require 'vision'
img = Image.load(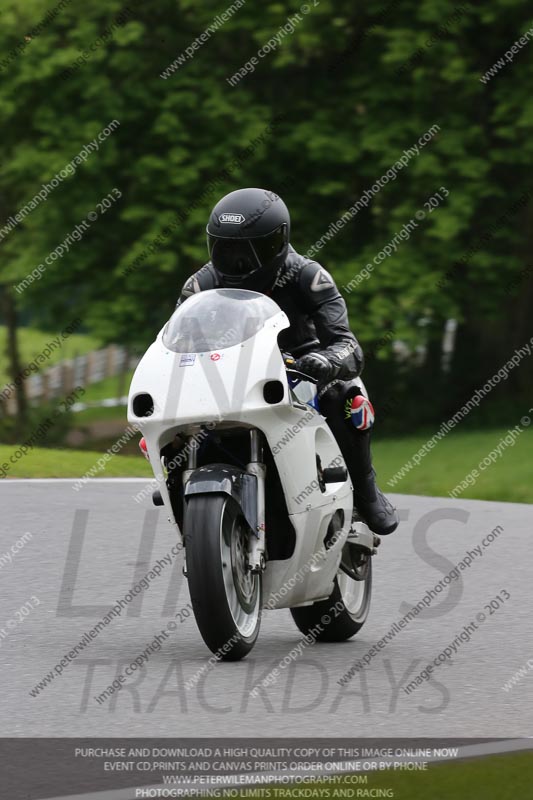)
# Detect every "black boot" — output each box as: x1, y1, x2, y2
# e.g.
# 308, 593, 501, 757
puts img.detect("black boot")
352, 467, 399, 535
319, 381, 399, 536
347, 428, 399, 535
